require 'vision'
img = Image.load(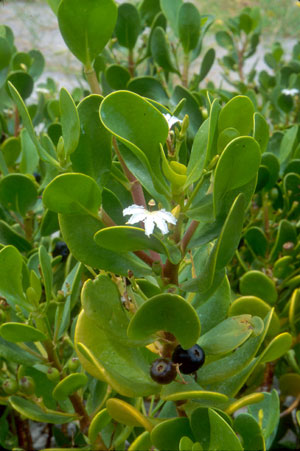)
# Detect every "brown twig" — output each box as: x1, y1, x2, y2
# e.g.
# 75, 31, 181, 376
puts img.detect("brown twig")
280, 395, 300, 418
181, 220, 199, 254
